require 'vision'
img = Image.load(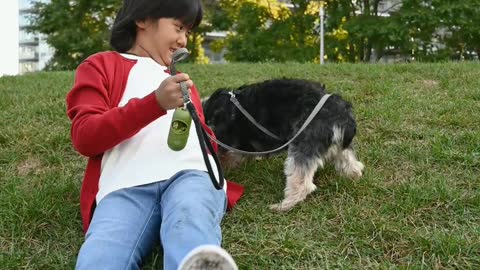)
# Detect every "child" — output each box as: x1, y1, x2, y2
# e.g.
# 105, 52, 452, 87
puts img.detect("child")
66, 0, 243, 269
